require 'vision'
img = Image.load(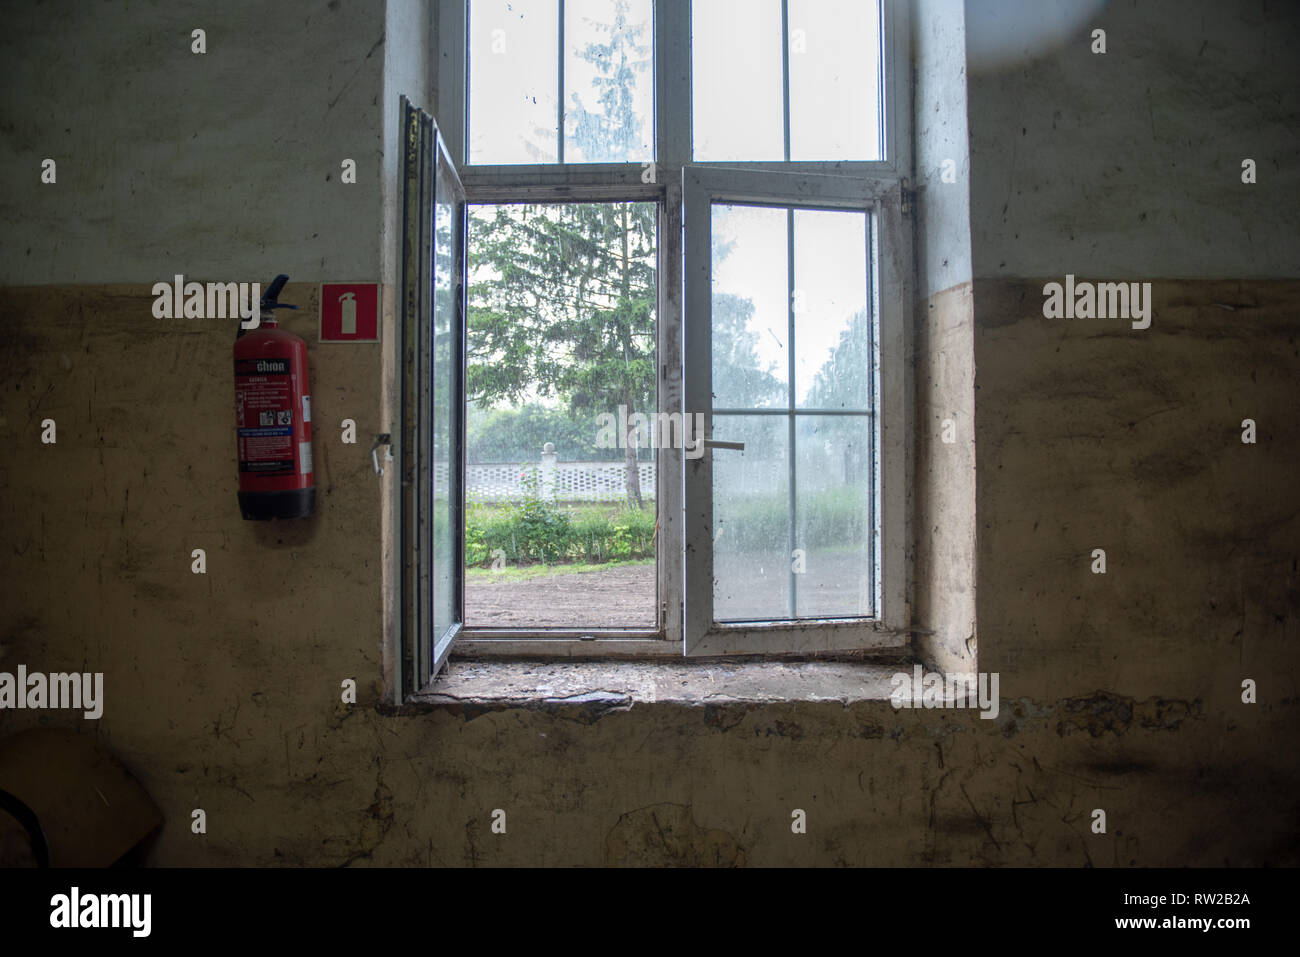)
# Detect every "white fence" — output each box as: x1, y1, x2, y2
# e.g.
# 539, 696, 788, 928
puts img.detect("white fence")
440, 459, 656, 503
445, 442, 856, 504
